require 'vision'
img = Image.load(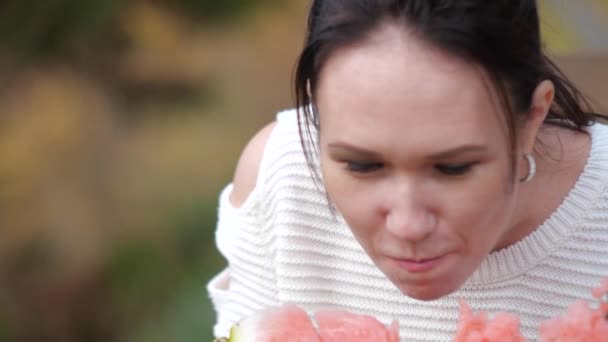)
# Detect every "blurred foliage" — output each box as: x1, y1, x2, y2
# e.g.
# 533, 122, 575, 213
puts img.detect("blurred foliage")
0, 317, 9, 341
0, 0, 306, 341
0, 0, 122, 57
0, 0, 276, 59
167, 0, 277, 21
